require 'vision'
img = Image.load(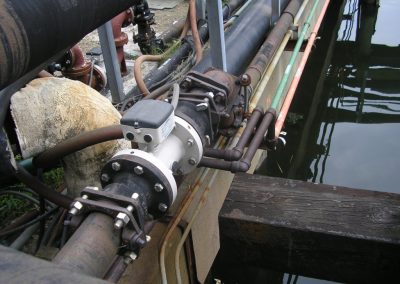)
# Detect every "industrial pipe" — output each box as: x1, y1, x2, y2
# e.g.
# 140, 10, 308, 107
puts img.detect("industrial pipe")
203, 107, 263, 161
53, 213, 120, 277
33, 125, 124, 169
245, 0, 302, 90
0, 0, 140, 90
15, 164, 72, 209
193, 0, 288, 76
199, 109, 276, 172
126, 0, 247, 98
111, 10, 133, 76
275, 0, 331, 135
270, 0, 321, 110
